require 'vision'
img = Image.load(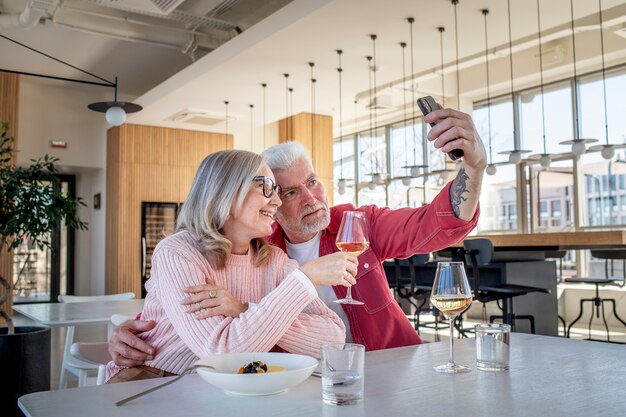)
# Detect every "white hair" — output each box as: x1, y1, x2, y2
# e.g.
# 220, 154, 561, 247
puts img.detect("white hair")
176, 149, 271, 267
261, 141, 313, 171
